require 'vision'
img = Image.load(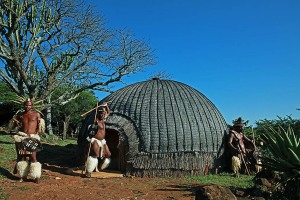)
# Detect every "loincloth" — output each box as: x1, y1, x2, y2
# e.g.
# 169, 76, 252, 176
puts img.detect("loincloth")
90, 138, 106, 158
